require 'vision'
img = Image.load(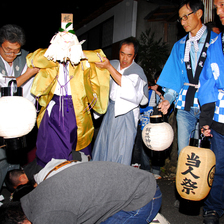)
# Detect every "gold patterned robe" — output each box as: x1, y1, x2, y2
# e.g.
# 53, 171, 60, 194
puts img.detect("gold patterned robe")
26, 48, 110, 151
